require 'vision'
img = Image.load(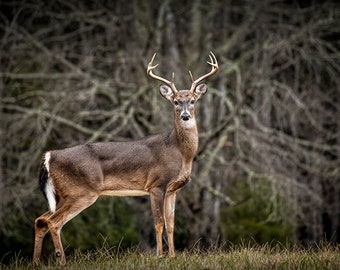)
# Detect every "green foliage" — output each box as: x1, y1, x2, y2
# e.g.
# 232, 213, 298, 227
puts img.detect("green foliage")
220, 179, 293, 245
0, 189, 44, 263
